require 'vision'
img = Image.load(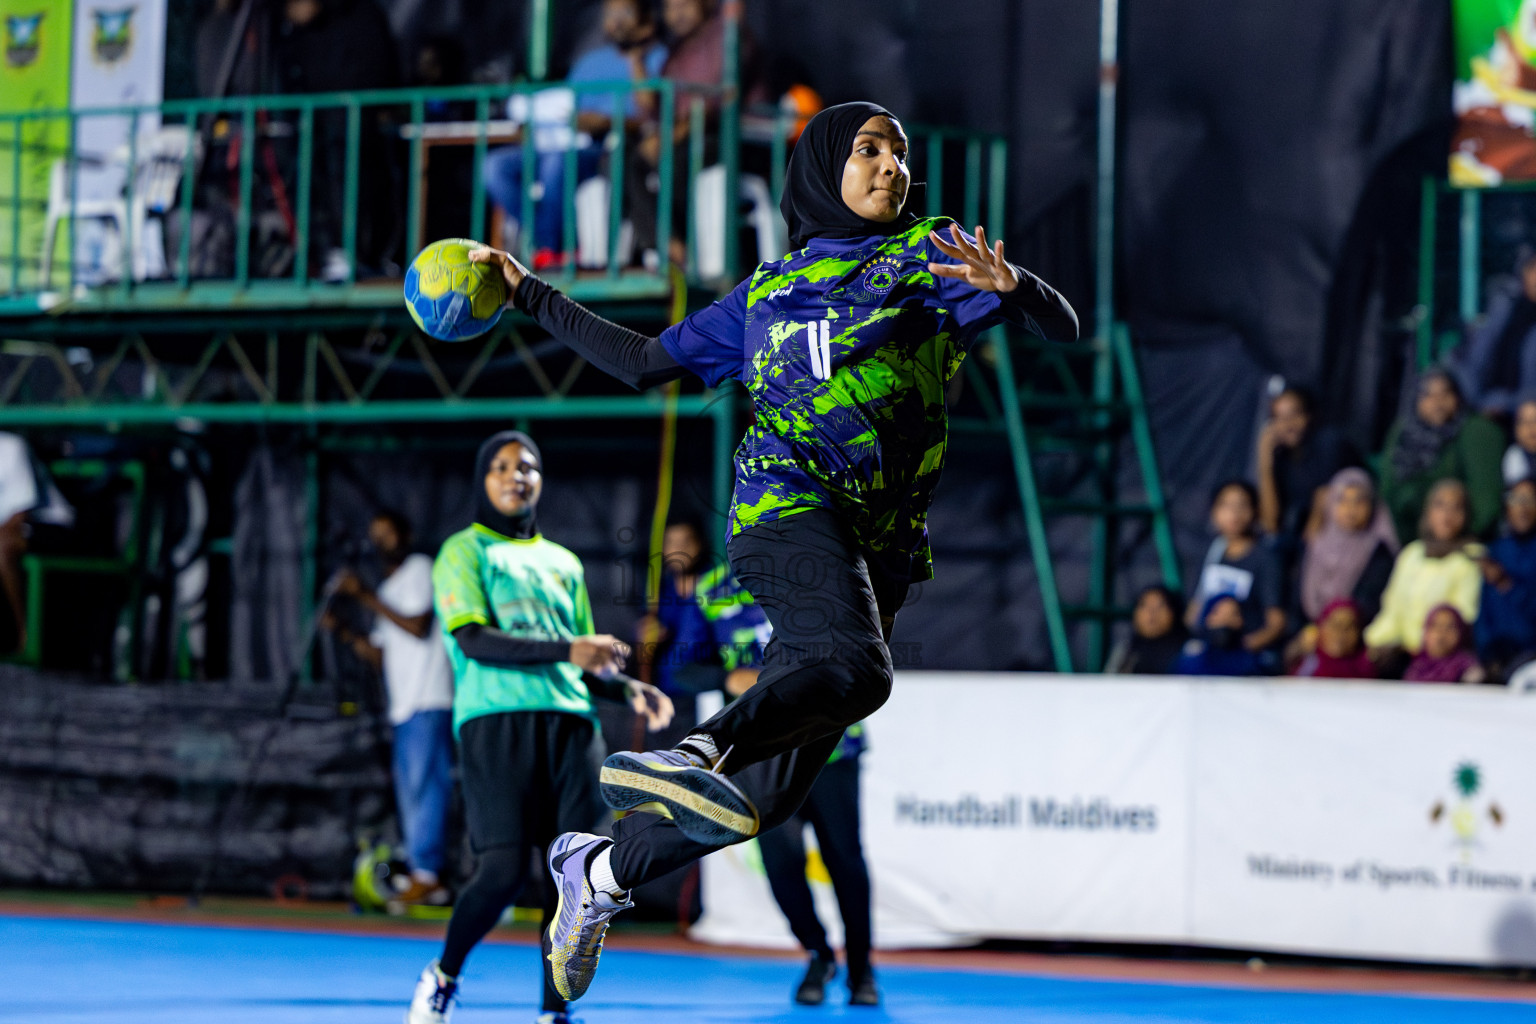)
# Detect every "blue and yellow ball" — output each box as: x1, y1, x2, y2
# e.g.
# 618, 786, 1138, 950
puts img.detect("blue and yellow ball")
403, 238, 508, 341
